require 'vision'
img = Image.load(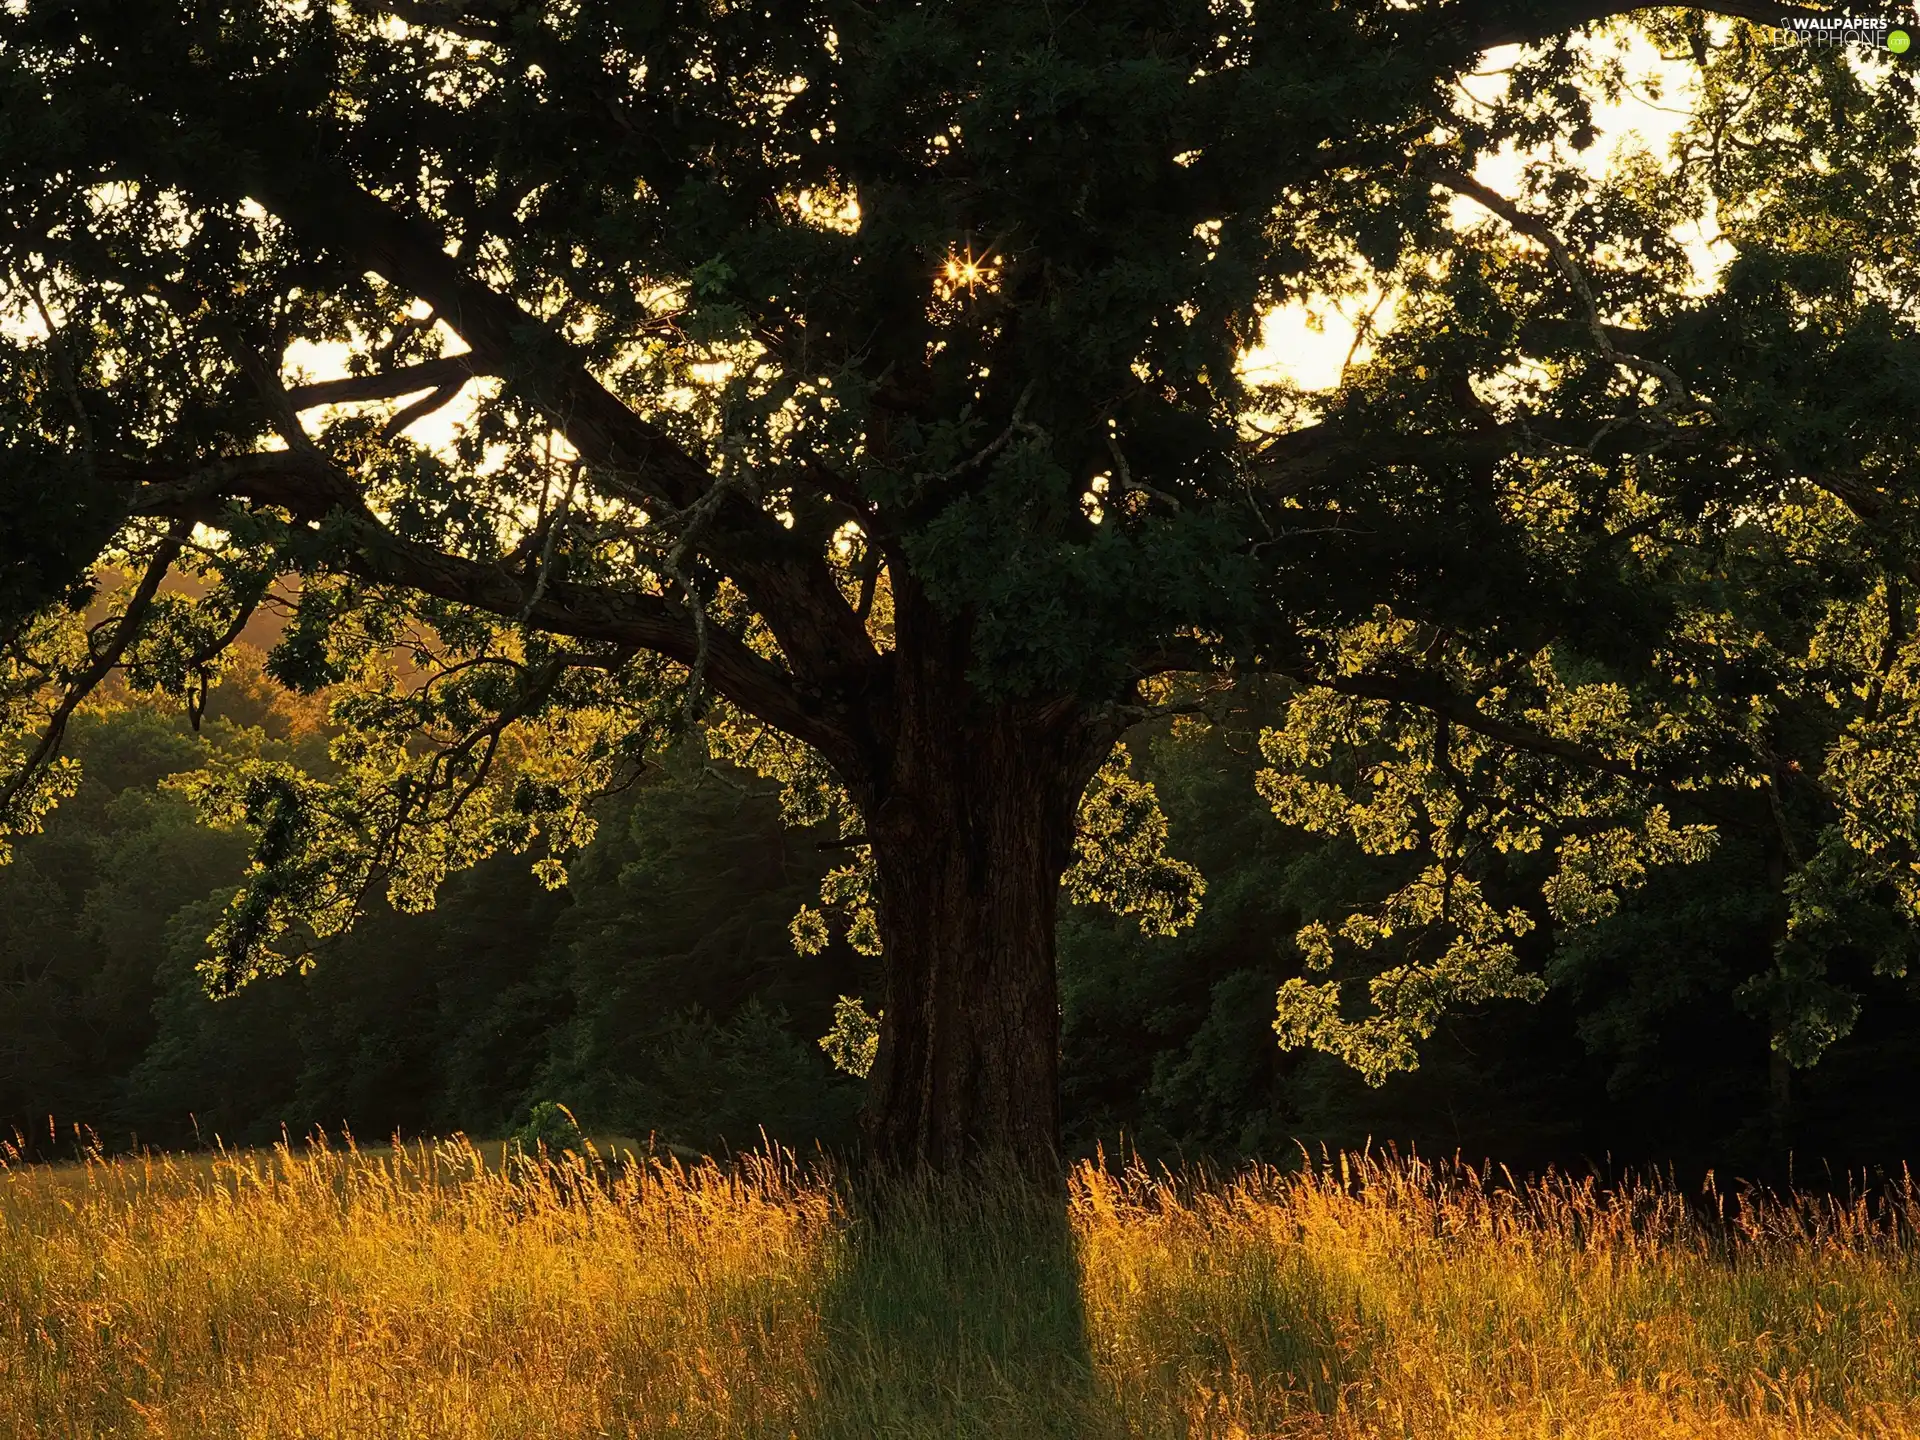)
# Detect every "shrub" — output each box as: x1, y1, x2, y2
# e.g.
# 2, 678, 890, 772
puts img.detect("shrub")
508, 1100, 584, 1158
